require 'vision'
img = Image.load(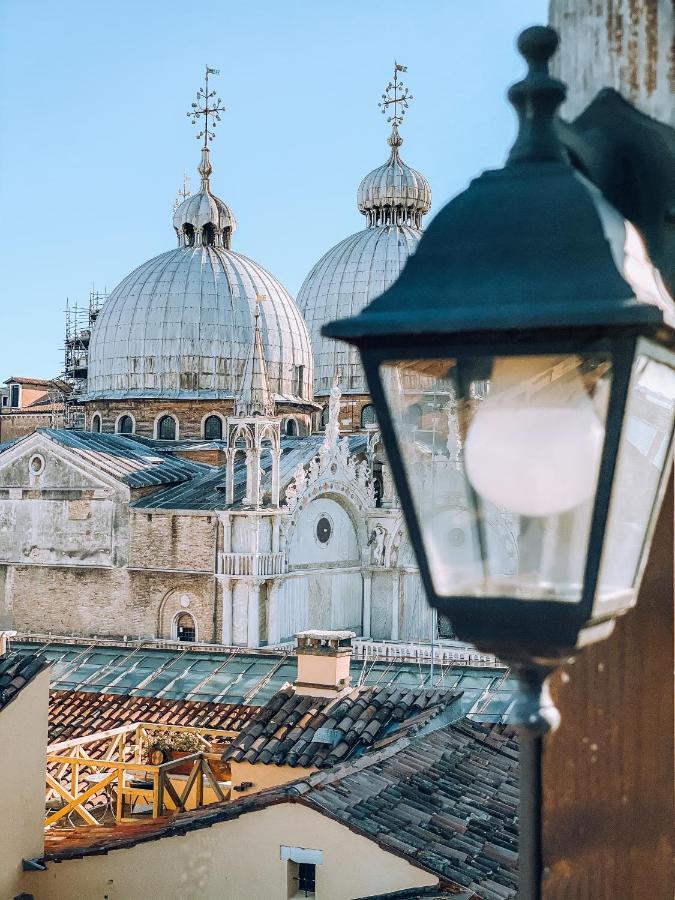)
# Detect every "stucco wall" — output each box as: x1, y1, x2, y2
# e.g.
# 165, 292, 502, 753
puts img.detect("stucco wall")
0, 443, 128, 568
0, 666, 49, 900
549, 0, 674, 121
229, 760, 317, 794
22, 802, 438, 900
